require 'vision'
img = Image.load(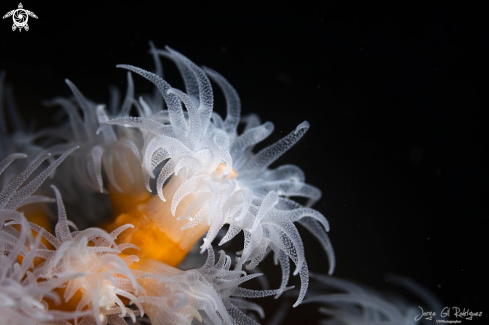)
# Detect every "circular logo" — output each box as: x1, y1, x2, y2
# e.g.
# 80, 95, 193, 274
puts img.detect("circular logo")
13, 10, 28, 27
